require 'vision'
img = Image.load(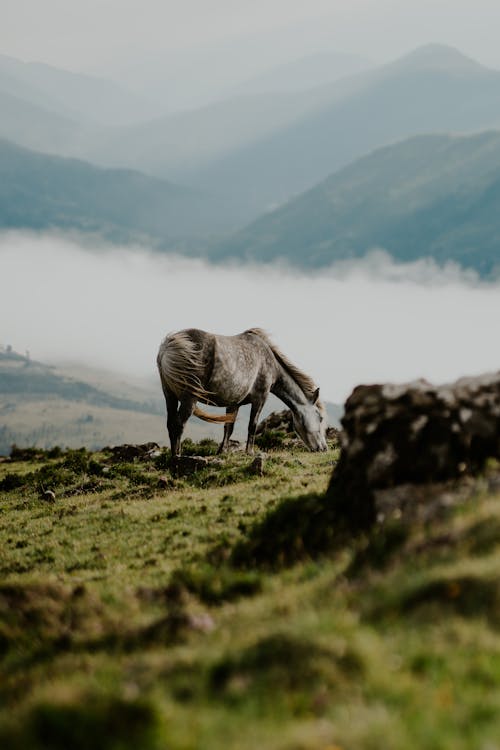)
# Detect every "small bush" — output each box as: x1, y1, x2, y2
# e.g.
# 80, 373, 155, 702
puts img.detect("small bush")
465, 517, 500, 555
170, 564, 261, 604
347, 520, 410, 576
255, 429, 288, 451
9, 445, 45, 462
0, 696, 162, 750
231, 493, 342, 569
153, 449, 171, 471
108, 463, 156, 487
61, 449, 90, 473
0, 472, 27, 491
180, 438, 219, 457
47, 446, 63, 459
208, 633, 362, 703
367, 575, 500, 625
